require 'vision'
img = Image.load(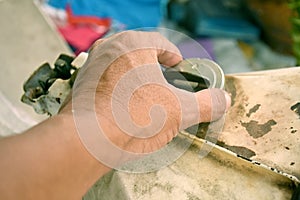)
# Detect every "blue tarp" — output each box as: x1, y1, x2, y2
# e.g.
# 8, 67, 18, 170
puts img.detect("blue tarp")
47, 0, 166, 29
